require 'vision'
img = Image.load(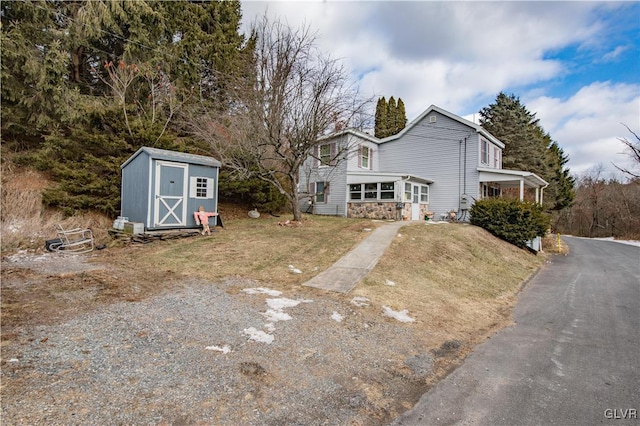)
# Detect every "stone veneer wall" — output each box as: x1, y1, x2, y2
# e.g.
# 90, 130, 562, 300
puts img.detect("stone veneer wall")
347, 202, 401, 220
347, 202, 433, 220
